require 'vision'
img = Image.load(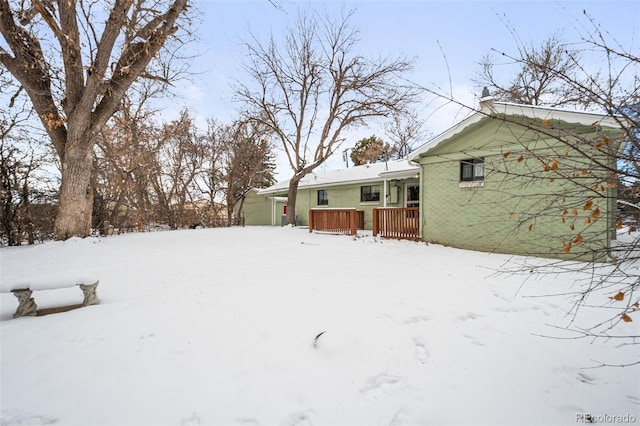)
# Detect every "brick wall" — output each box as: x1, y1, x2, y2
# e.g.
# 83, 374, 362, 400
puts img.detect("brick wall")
420, 134, 616, 261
